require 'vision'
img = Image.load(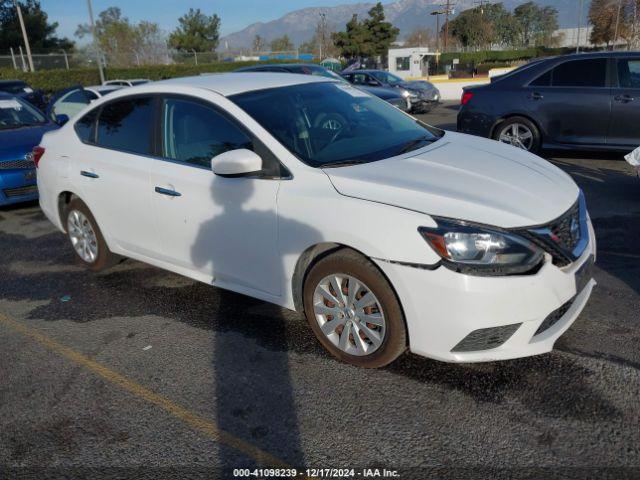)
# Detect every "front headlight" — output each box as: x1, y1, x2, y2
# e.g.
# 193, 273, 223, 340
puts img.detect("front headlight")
401, 89, 418, 99
419, 218, 544, 275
